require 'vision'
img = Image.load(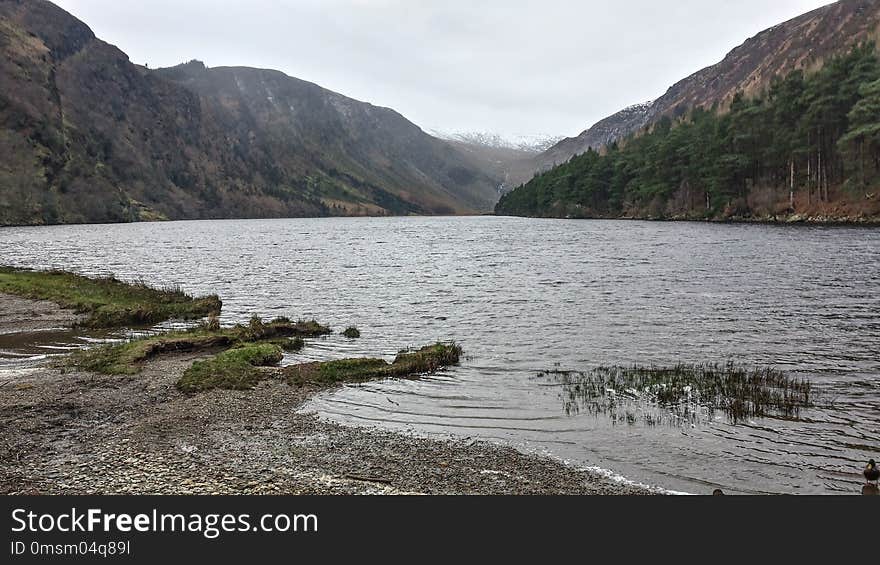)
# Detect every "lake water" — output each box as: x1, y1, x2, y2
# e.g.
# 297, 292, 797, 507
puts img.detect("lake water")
1, 217, 878, 494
